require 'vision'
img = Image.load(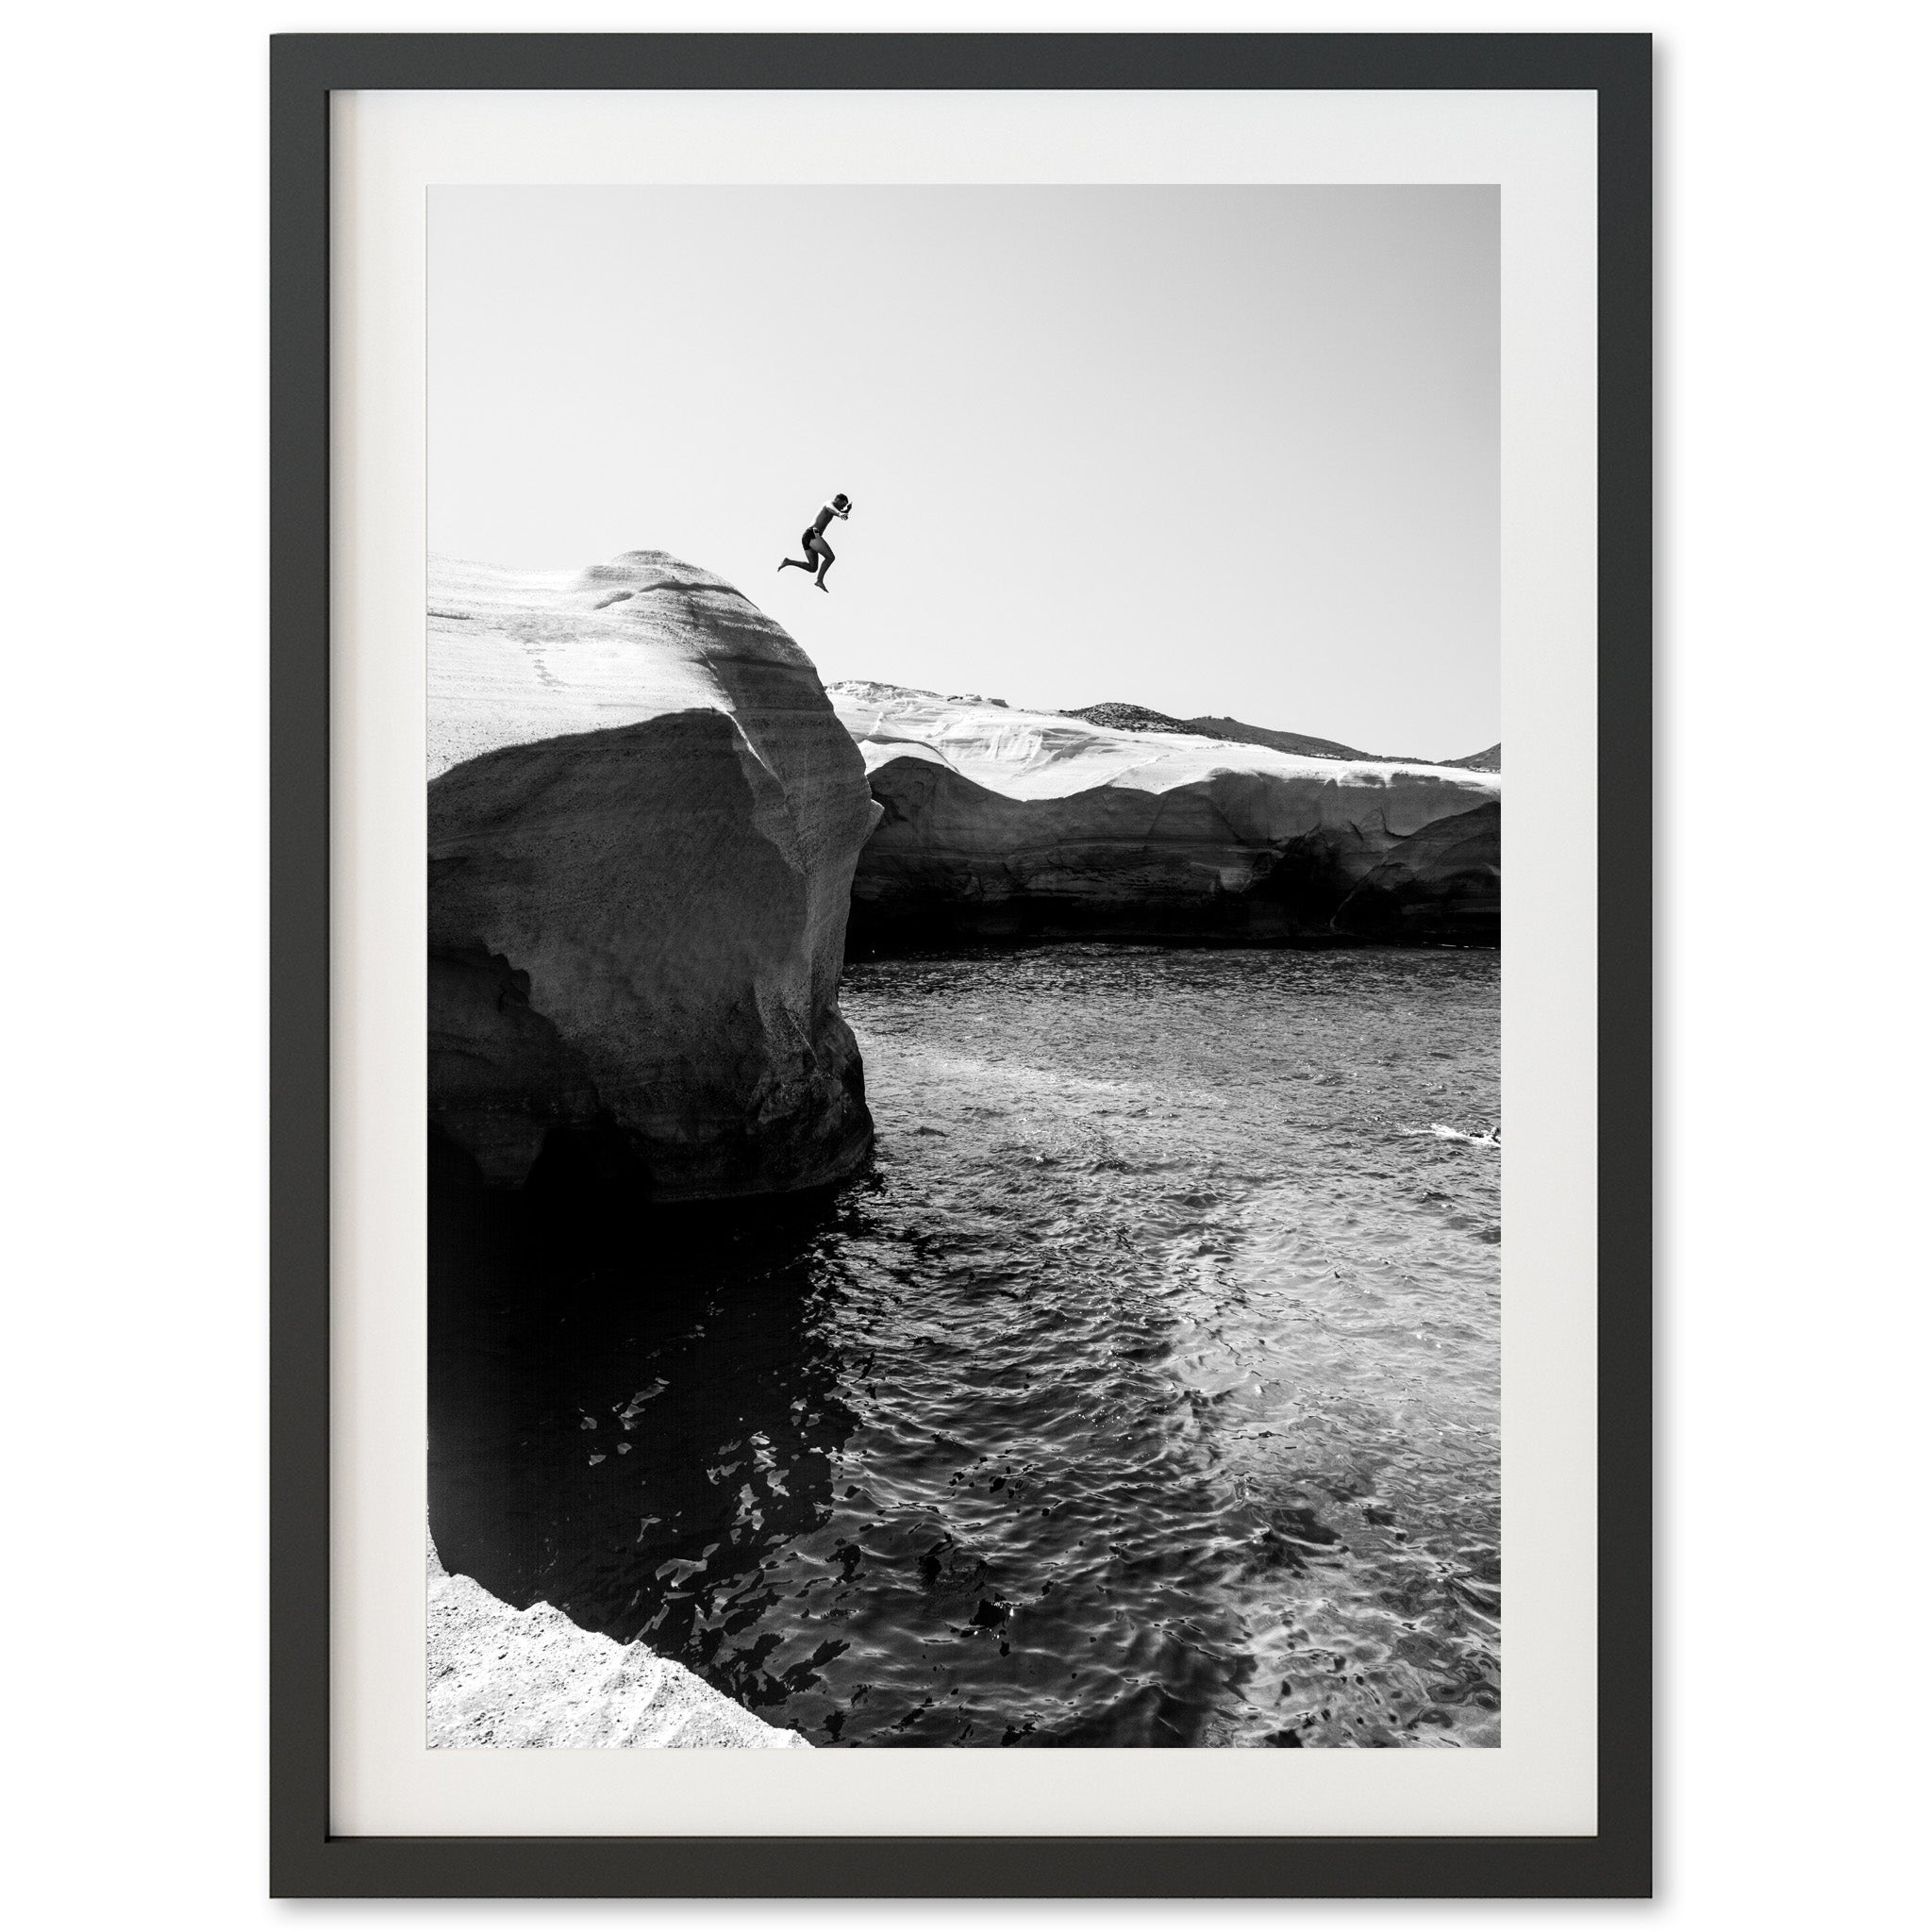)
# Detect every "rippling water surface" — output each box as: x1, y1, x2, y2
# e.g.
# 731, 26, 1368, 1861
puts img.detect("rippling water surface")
431, 946, 1501, 1747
